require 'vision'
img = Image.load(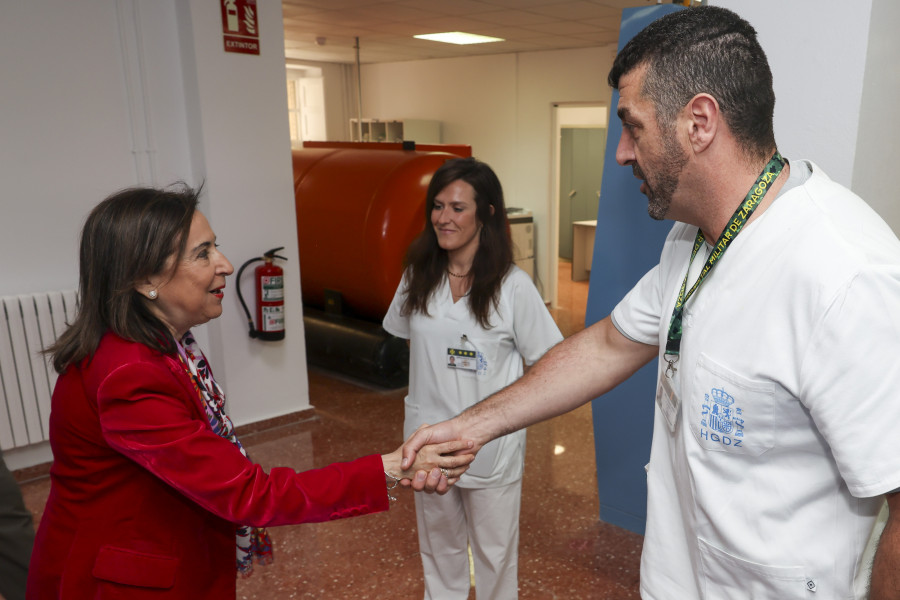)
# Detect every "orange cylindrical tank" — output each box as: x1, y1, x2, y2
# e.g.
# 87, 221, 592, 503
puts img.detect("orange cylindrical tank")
293, 142, 472, 321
